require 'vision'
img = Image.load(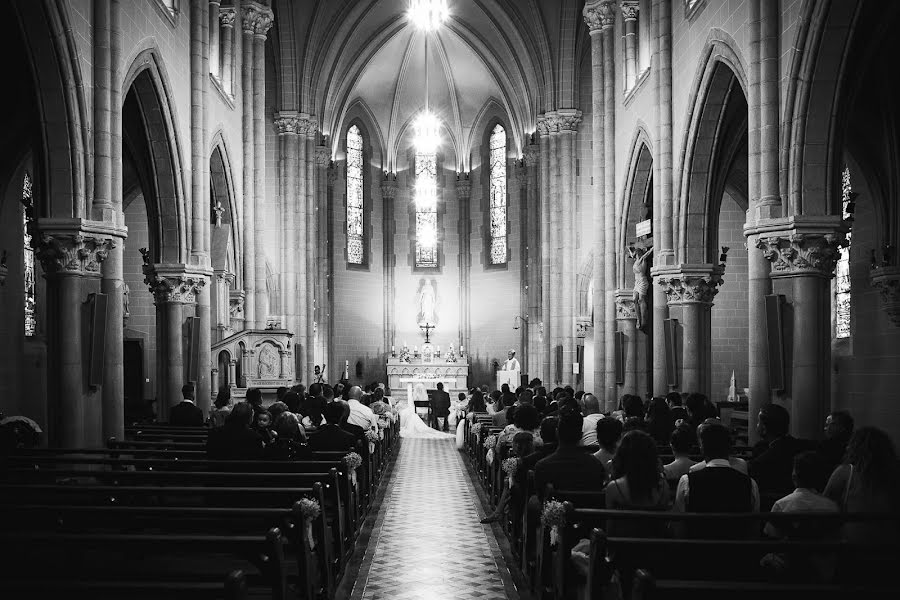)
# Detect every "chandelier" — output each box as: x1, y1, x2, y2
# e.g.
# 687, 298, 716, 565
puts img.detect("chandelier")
408, 0, 449, 32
